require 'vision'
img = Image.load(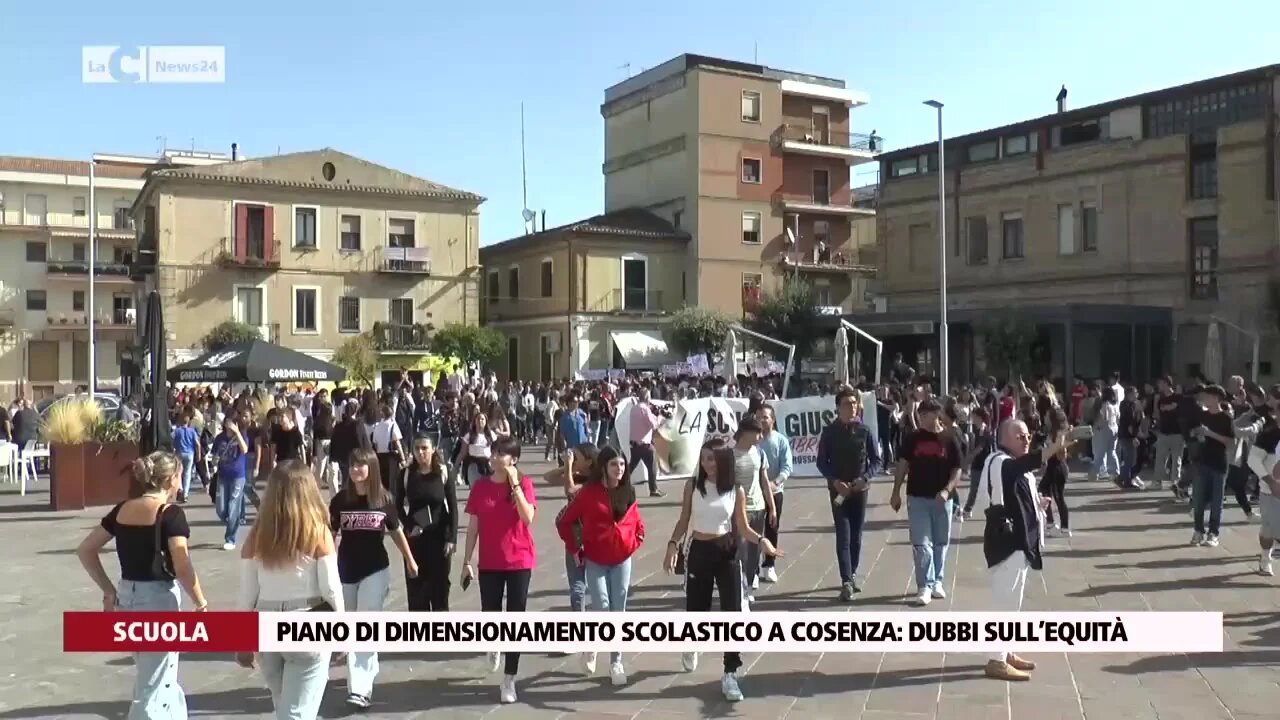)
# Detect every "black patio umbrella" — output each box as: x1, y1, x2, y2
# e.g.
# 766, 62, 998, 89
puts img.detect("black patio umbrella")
142, 291, 172, 454
167, 340, 347, 385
